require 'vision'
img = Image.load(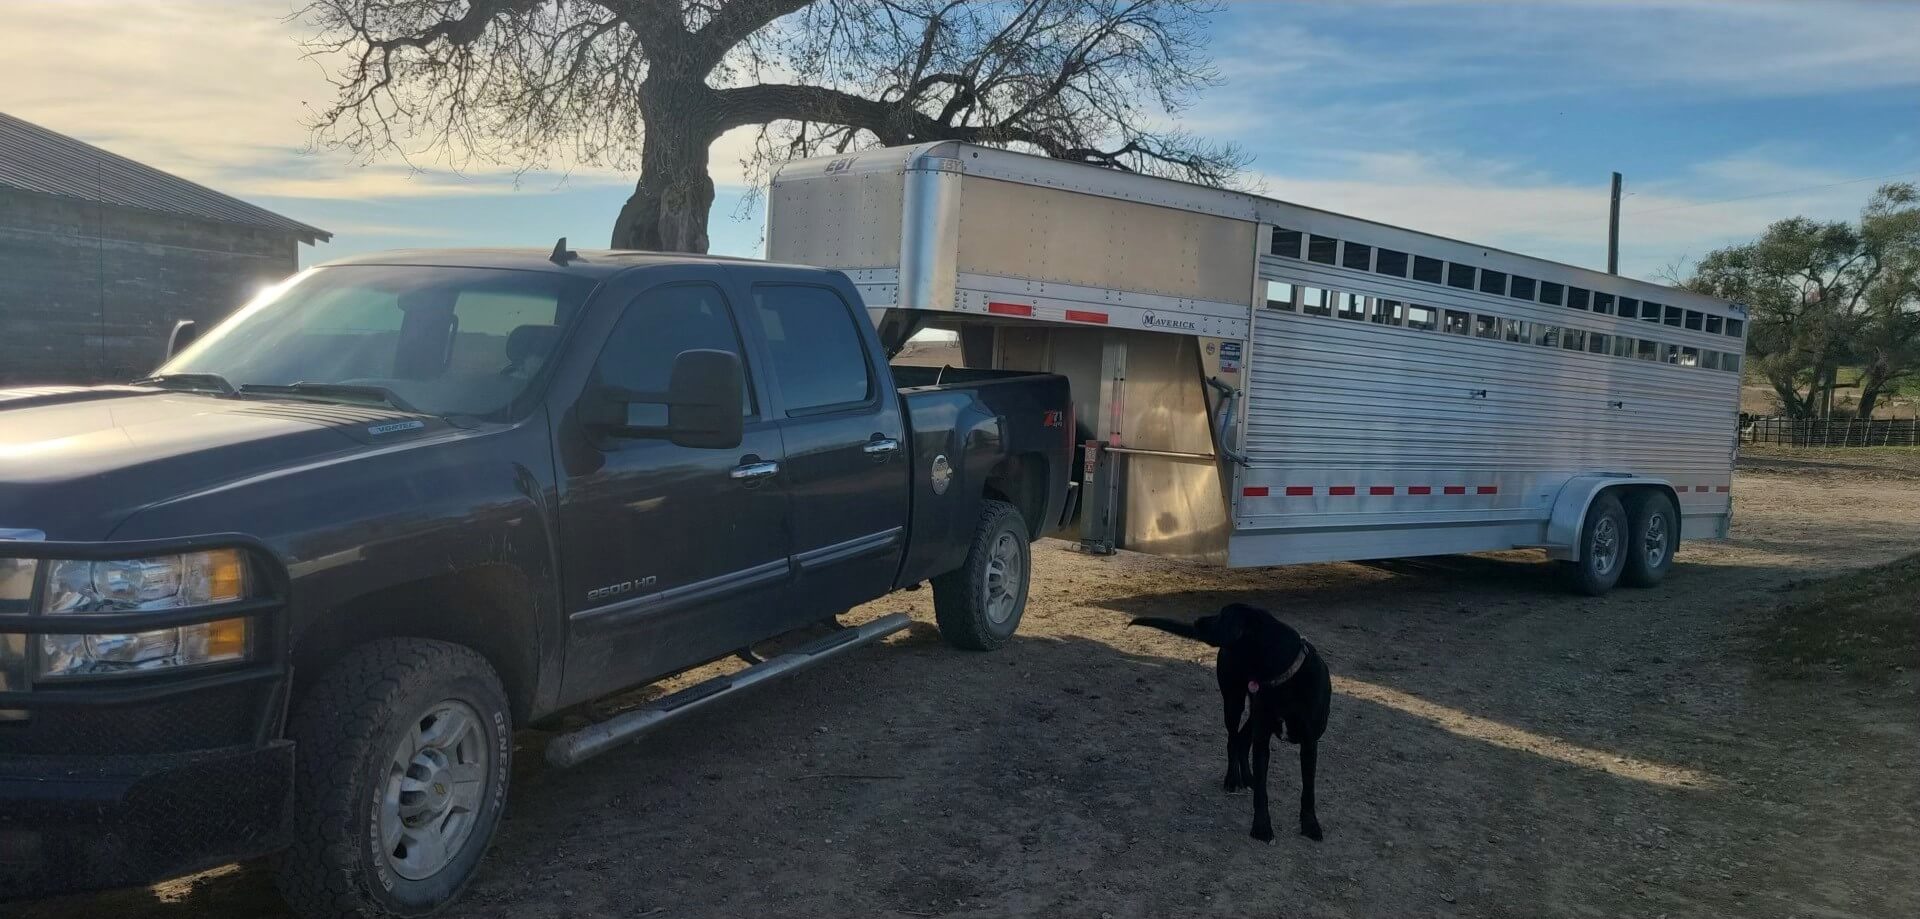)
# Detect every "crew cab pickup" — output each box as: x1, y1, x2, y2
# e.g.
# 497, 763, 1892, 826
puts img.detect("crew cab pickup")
0, 248, 1071, 917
